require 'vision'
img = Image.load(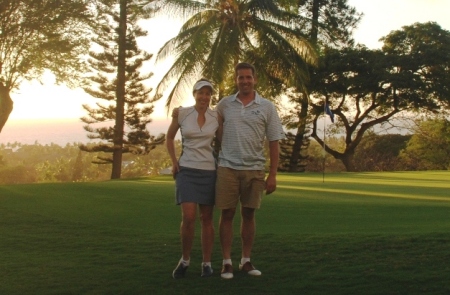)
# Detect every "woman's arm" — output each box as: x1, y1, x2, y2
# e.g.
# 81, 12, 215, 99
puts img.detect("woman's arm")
166, 109, 180, 179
